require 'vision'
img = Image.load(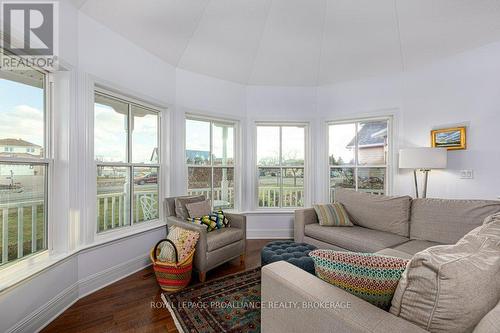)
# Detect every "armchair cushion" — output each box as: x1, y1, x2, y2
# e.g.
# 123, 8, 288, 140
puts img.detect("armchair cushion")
174, 195, 206, 219
207, 228, 244, 251
186, 200, 211, 218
